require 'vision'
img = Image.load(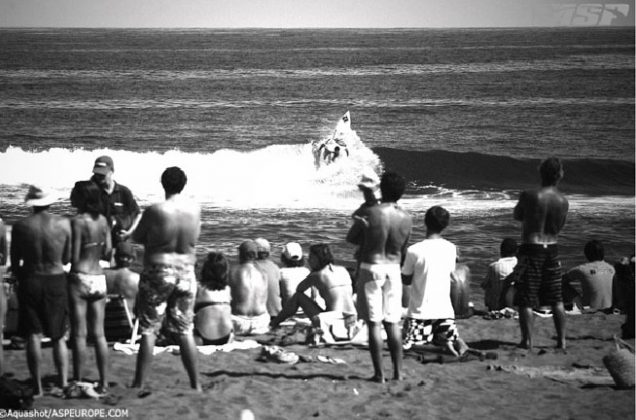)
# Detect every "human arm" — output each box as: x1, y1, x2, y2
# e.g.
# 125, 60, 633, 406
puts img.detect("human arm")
295, 272, 317, 294
9, 224, 21, 277
346, 215, 366, 245
401, 246, 415, 285
70, 218, 82, 268
513, 191, 526, 221
0, 221, 6, 266
103, 216, 113, 261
